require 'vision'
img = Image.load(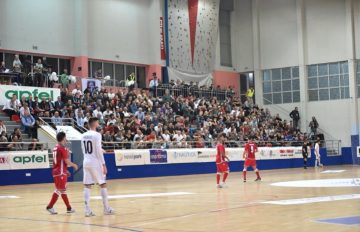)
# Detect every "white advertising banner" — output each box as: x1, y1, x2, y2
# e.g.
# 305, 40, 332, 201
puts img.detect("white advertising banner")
56, 126, 83, 140
0, 85, 60, 105
114, 147, 303, 166
167, 149, 199, 163
114, 150, 146, 166
81, 79, 102, 92
0, 151, 49, 170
